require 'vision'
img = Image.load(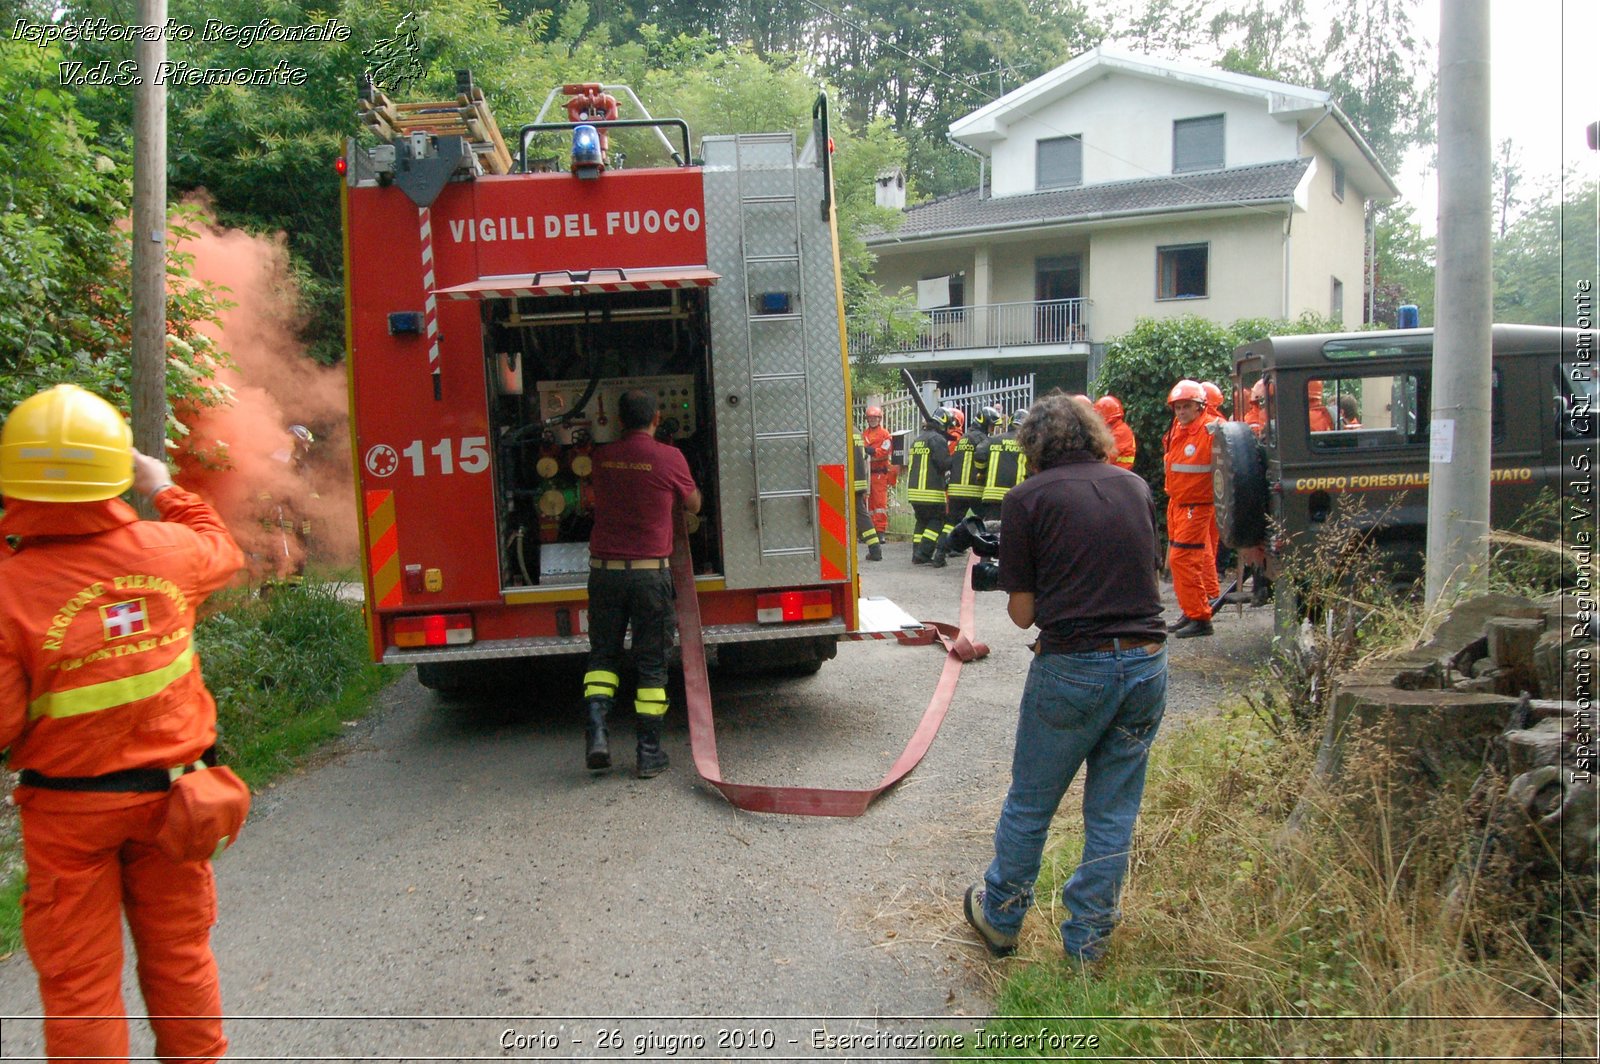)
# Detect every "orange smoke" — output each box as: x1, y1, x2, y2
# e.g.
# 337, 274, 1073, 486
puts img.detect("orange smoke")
170, 196, 357, 581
